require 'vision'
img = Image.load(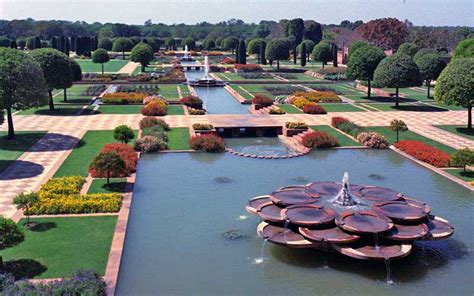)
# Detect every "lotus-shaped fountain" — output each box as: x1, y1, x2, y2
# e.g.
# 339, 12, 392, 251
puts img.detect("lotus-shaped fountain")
246, 173, 454, 261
